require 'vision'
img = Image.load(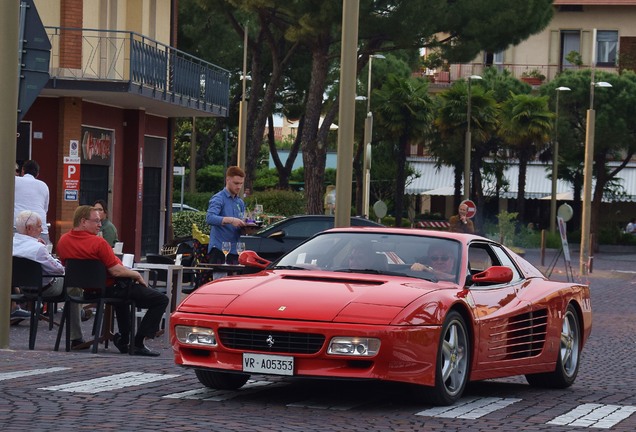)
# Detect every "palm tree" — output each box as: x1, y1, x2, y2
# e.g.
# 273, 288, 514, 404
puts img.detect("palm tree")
374, 74, 433, 226
500, 93, 554, 221
432, 81, 499, 223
